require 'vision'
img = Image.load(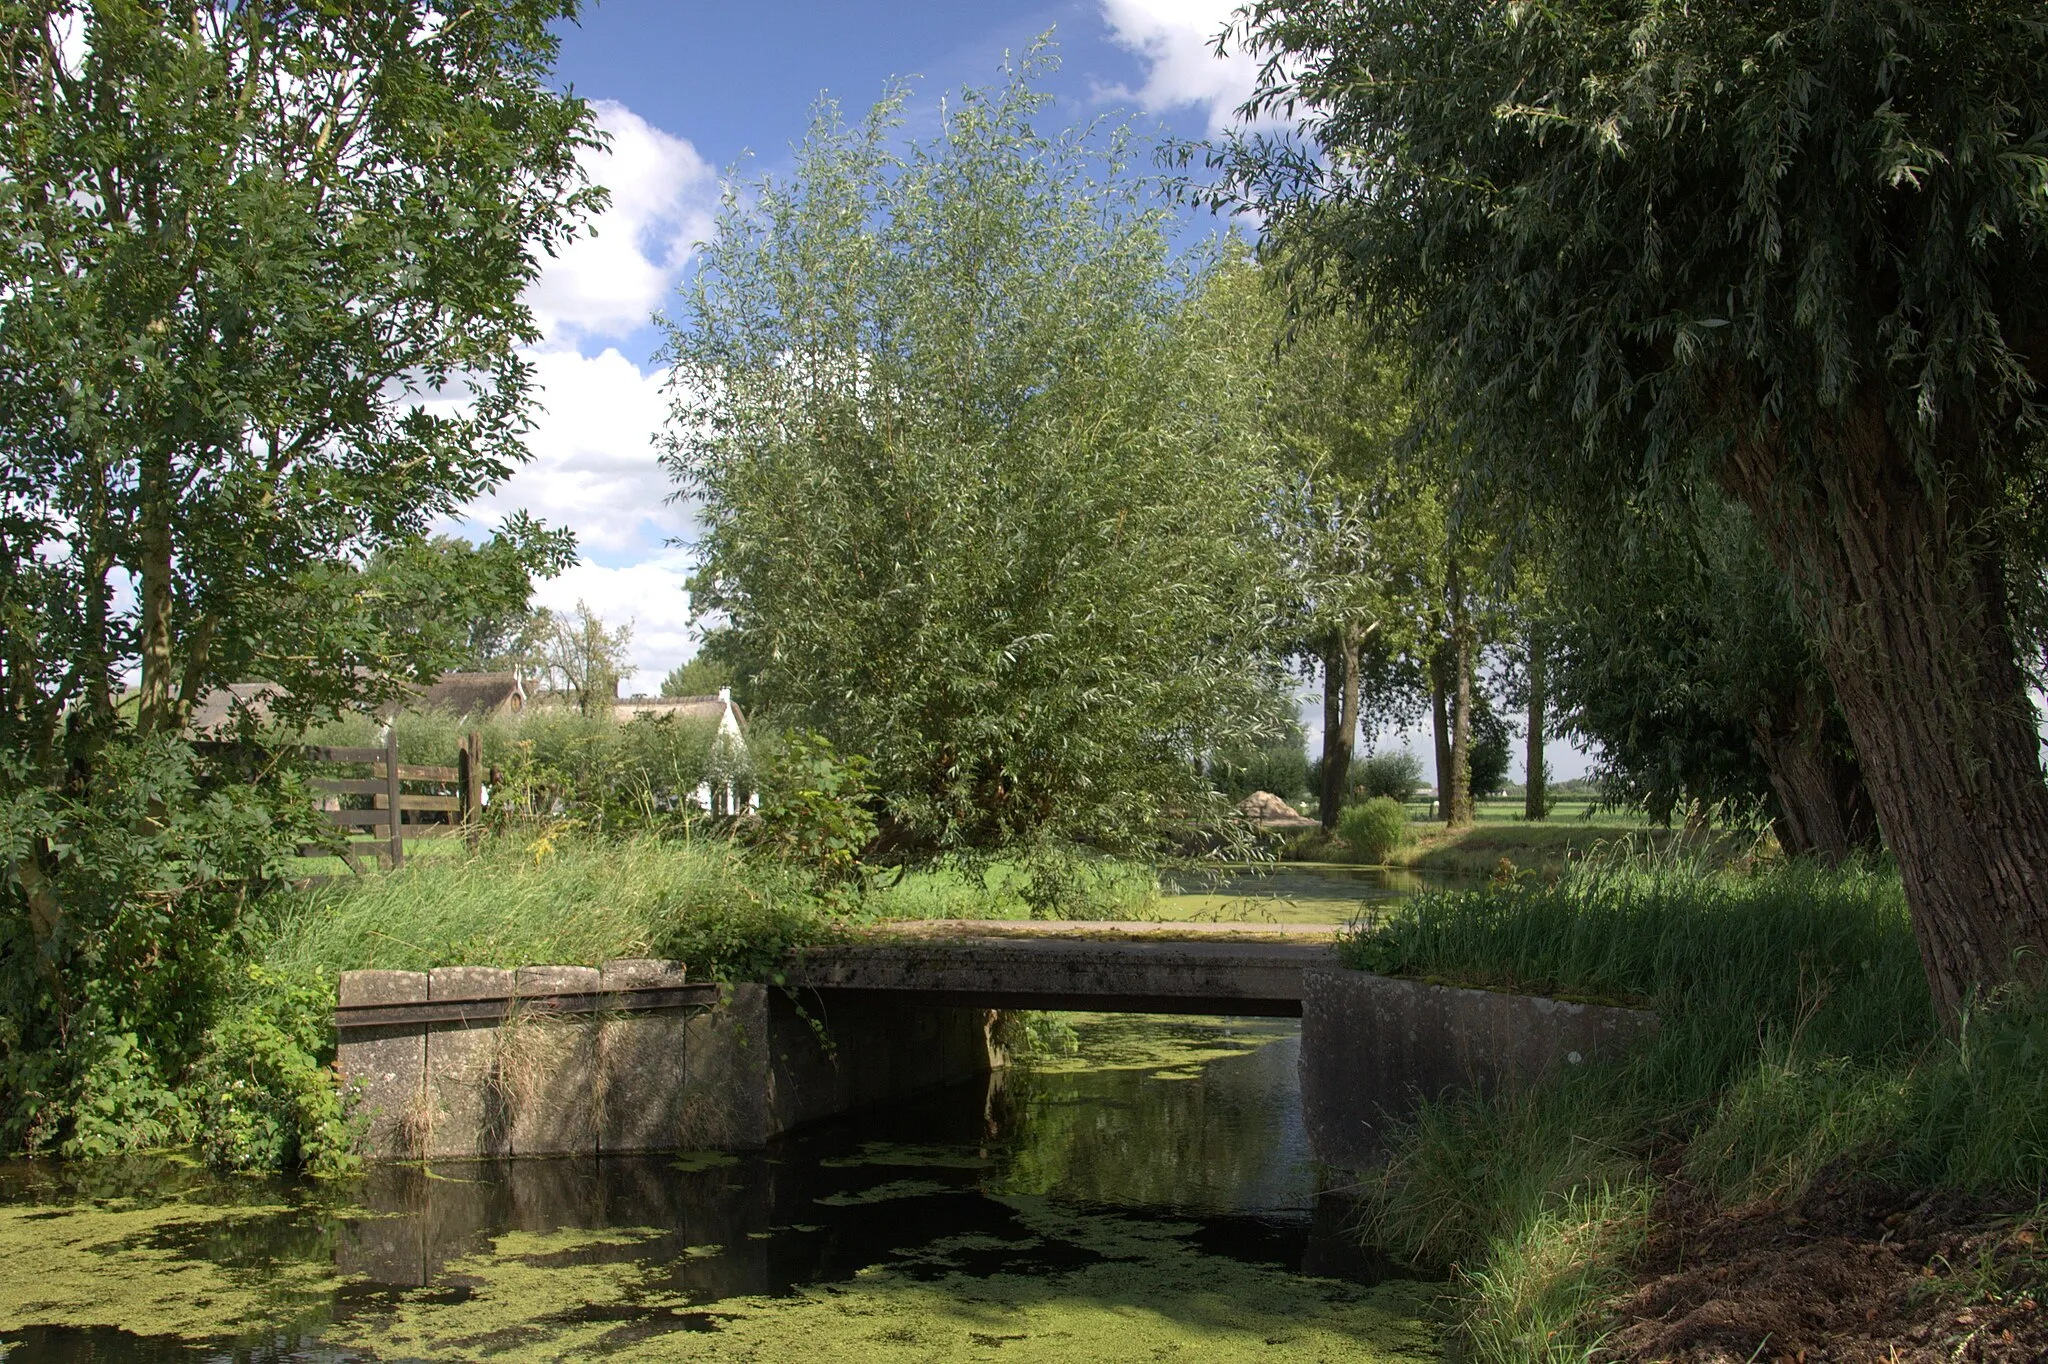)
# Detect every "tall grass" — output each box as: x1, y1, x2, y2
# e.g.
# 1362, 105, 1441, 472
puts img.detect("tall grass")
1339, 859, 2048, 1361
307, 706, 740, 833
259, 834, 828, 983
